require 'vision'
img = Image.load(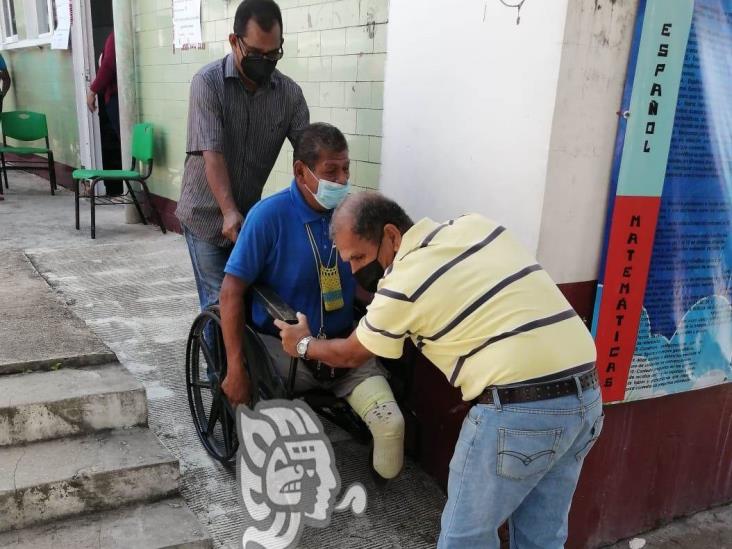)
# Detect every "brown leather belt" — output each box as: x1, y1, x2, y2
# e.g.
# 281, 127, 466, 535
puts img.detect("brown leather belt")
474, 366, 599, 406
